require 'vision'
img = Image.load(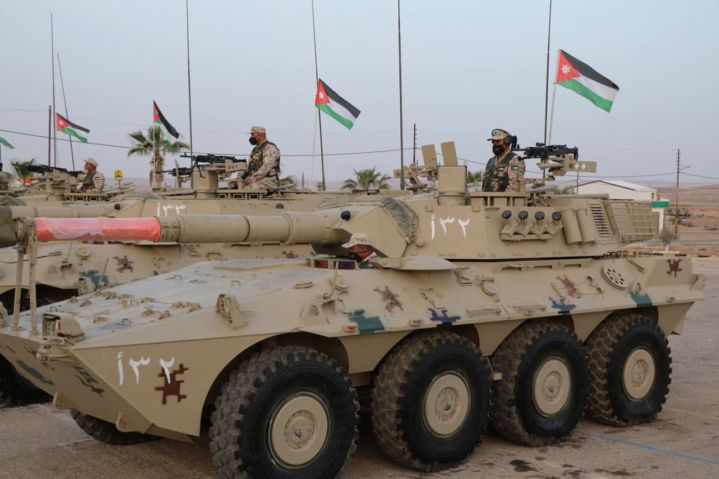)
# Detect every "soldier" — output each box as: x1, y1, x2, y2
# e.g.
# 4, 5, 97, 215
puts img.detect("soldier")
482, 128, 525, 193
75, 157, 105, 193
342, 233, 378, 269
243, 126, 280, 190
